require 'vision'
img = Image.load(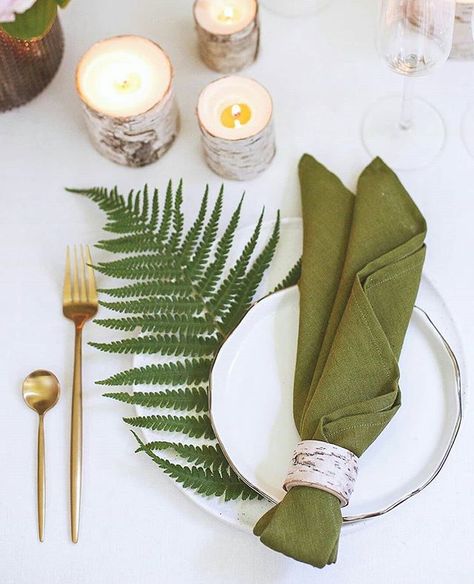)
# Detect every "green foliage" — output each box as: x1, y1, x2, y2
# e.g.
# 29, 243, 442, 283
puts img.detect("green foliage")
124, 414, 214, 439
73, 181, 300, 503
132, 433, 260, 502
0, 0, 69, 40
104, 387, 209, 413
